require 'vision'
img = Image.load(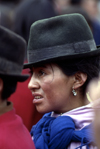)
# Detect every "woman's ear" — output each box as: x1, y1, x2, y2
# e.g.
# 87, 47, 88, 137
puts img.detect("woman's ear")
73, 72, 87, 89
0, 78, 3, 93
